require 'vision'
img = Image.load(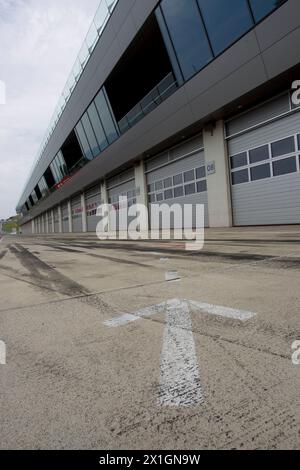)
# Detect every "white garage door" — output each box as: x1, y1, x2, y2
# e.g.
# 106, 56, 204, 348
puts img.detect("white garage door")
62, 202, 69, 233
85, 185, 101, 232
71, 195, 83, 233
107, 169, 137, 230
227, 93, 300, 226
146, 135, 209, 229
